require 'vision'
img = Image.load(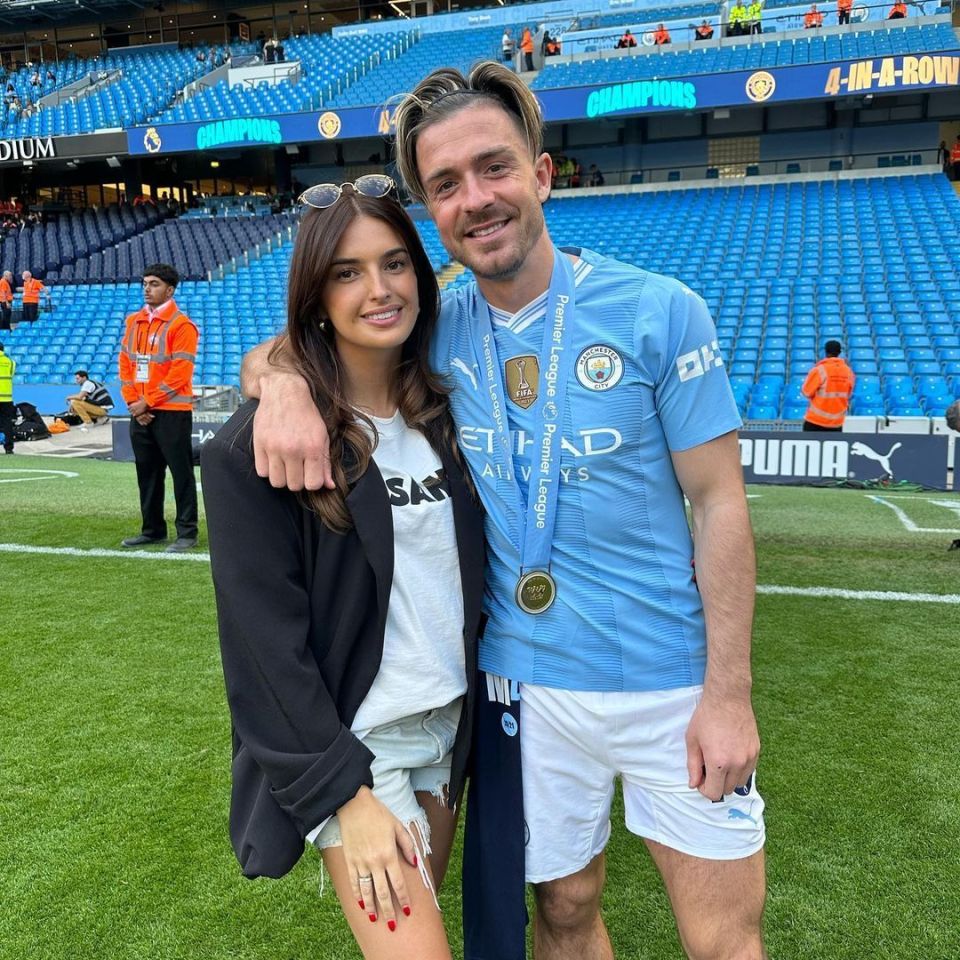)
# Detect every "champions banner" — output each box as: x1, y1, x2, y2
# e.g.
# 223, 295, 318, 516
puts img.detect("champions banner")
739, 431, 951, 490
125, 50, 959, 155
